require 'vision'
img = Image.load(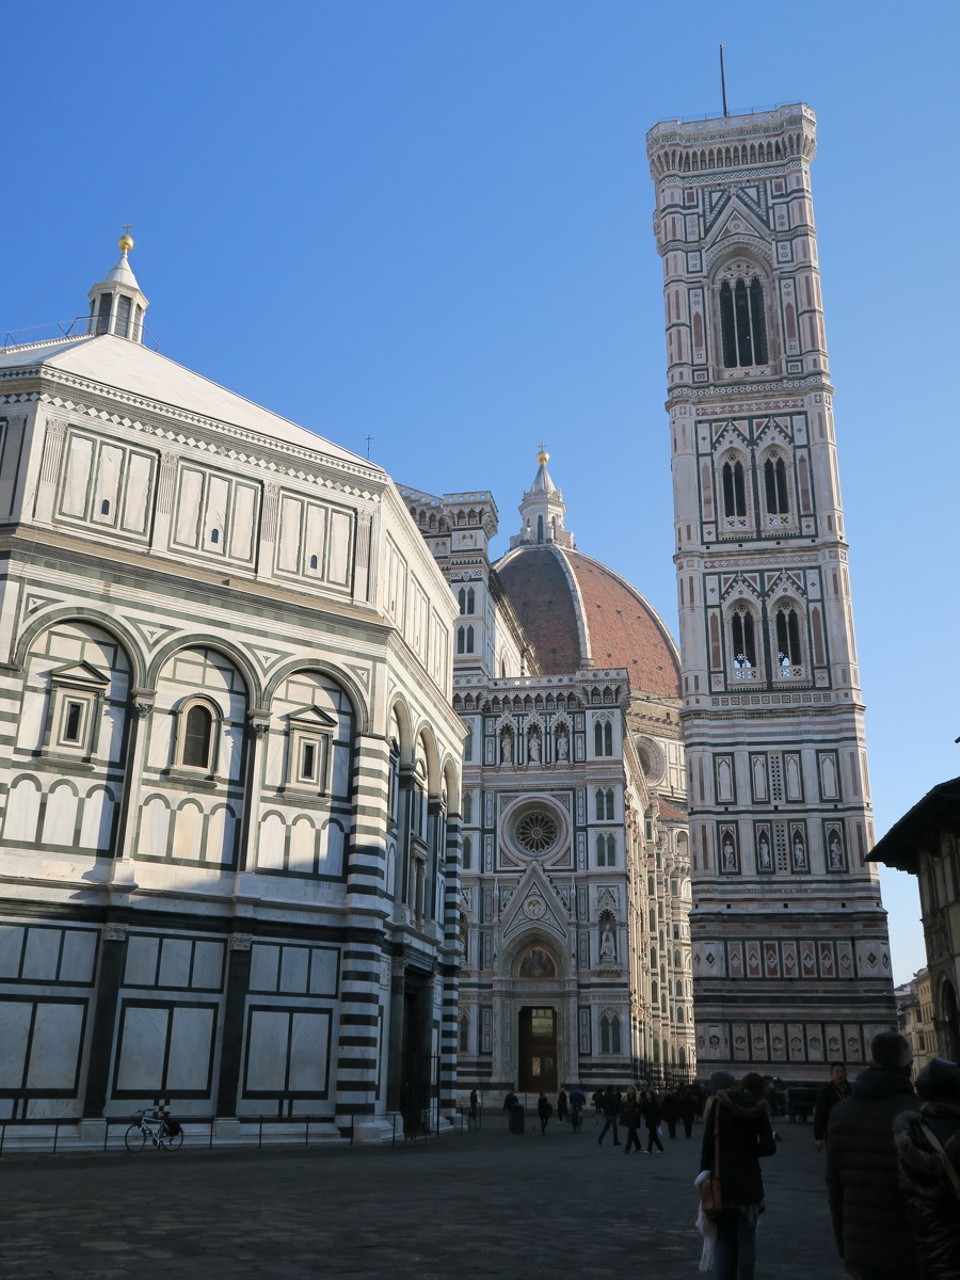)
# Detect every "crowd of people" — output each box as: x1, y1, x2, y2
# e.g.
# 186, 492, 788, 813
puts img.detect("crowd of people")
493, 1034, 960, 1280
